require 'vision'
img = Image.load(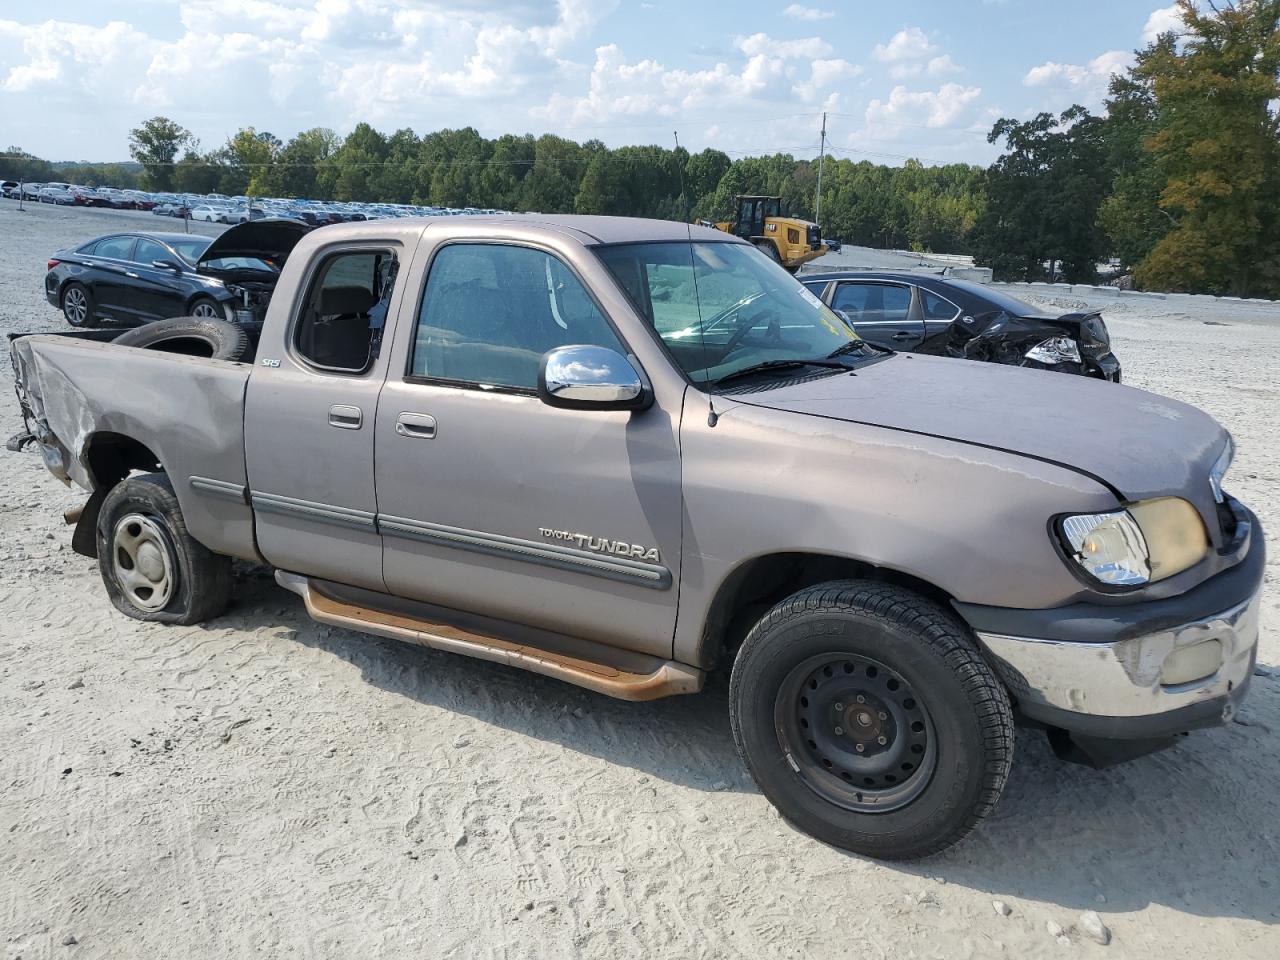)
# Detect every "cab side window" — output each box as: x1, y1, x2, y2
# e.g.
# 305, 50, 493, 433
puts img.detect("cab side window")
294, 249, 398, 373
410, 243, 625, 391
